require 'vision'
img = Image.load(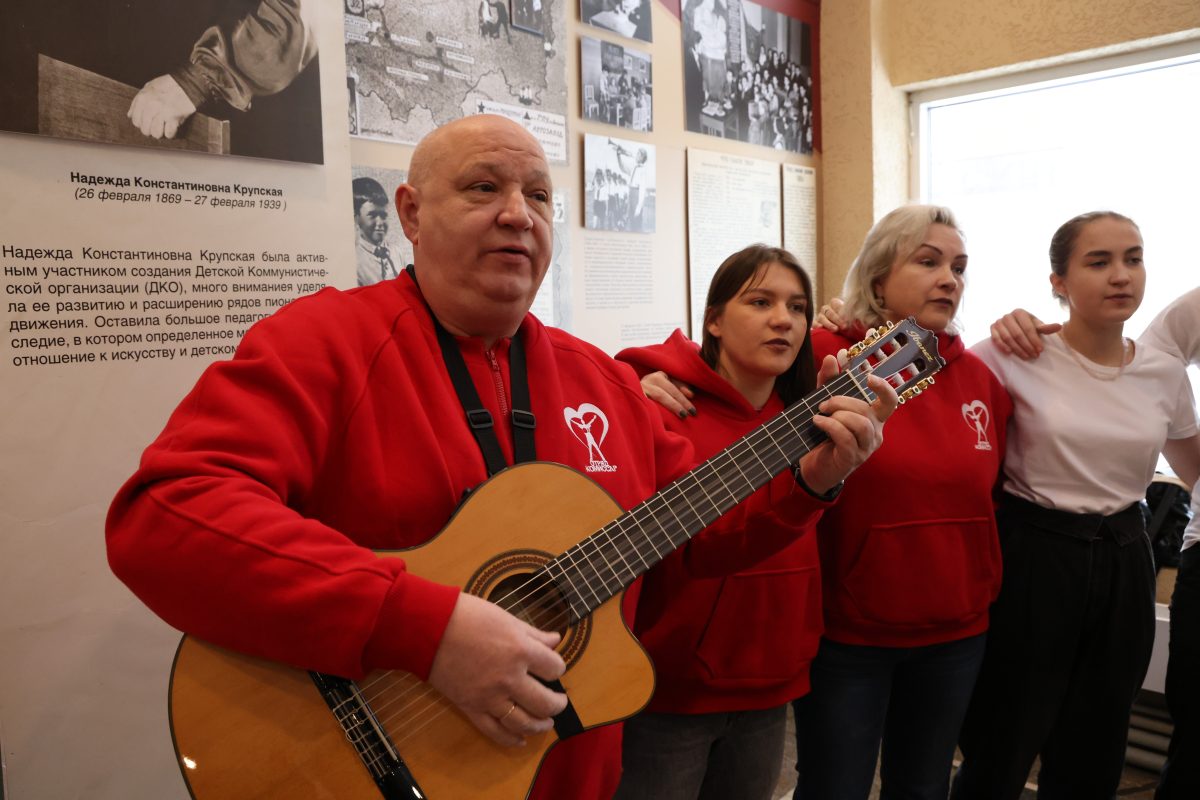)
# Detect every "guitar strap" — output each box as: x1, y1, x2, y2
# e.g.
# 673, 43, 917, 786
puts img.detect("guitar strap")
407, 265, 536, 475
406, 267, 583, 739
